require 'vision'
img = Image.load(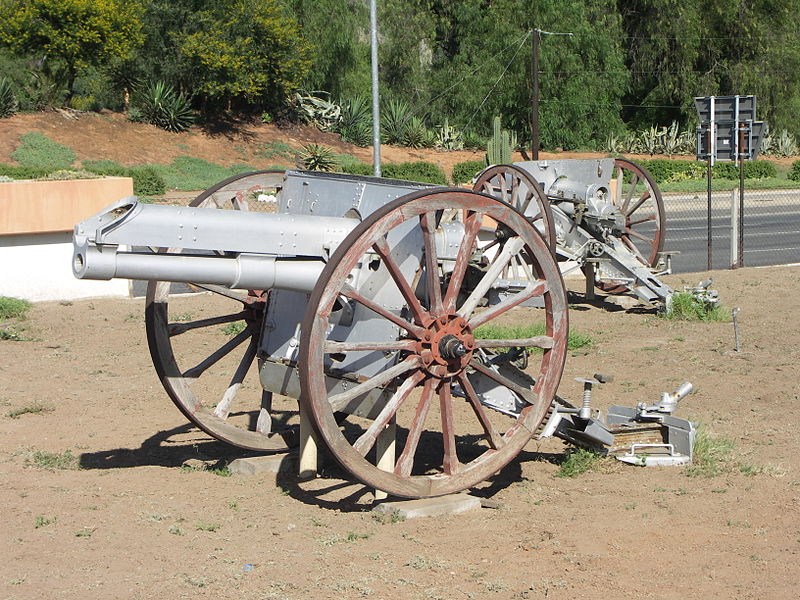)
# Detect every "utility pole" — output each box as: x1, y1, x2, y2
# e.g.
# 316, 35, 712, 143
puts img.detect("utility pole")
530, 29, 573, 160
370, 0, 381, 176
